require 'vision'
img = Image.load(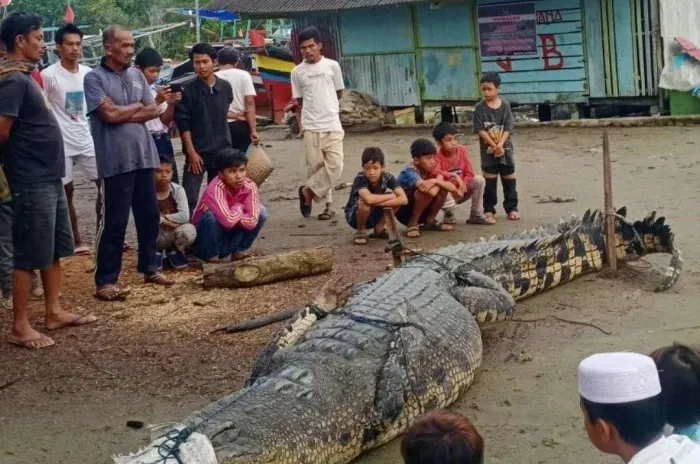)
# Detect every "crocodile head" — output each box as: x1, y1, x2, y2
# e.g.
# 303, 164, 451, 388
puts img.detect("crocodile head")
611, 207, 682, 291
